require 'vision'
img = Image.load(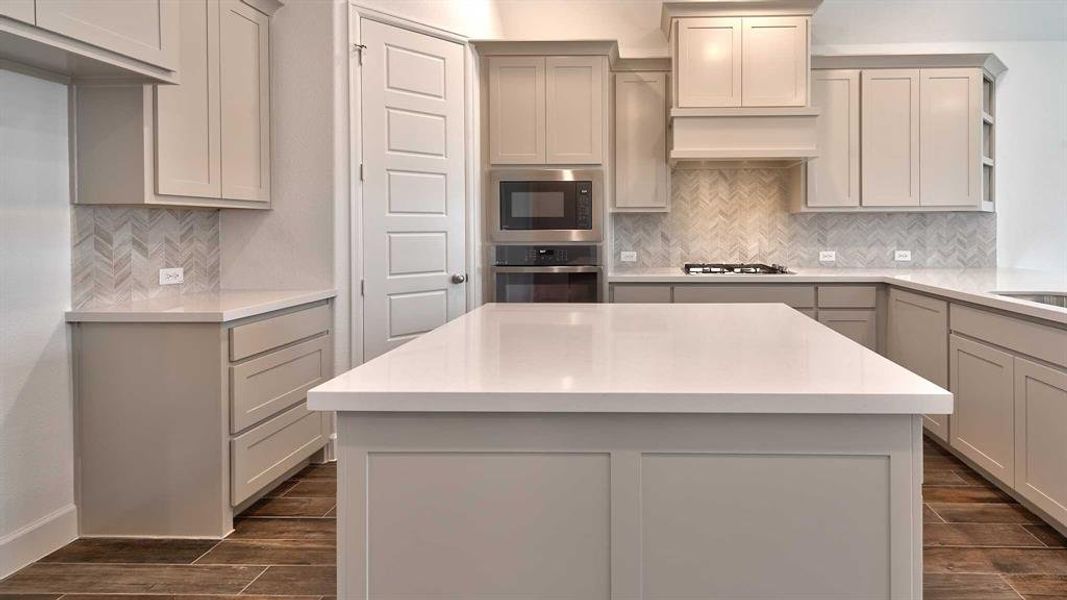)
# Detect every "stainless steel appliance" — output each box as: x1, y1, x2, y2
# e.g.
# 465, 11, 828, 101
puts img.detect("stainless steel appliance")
683, 263, 791, 274
490, 245, 602, 303
489, 169, 603, 243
